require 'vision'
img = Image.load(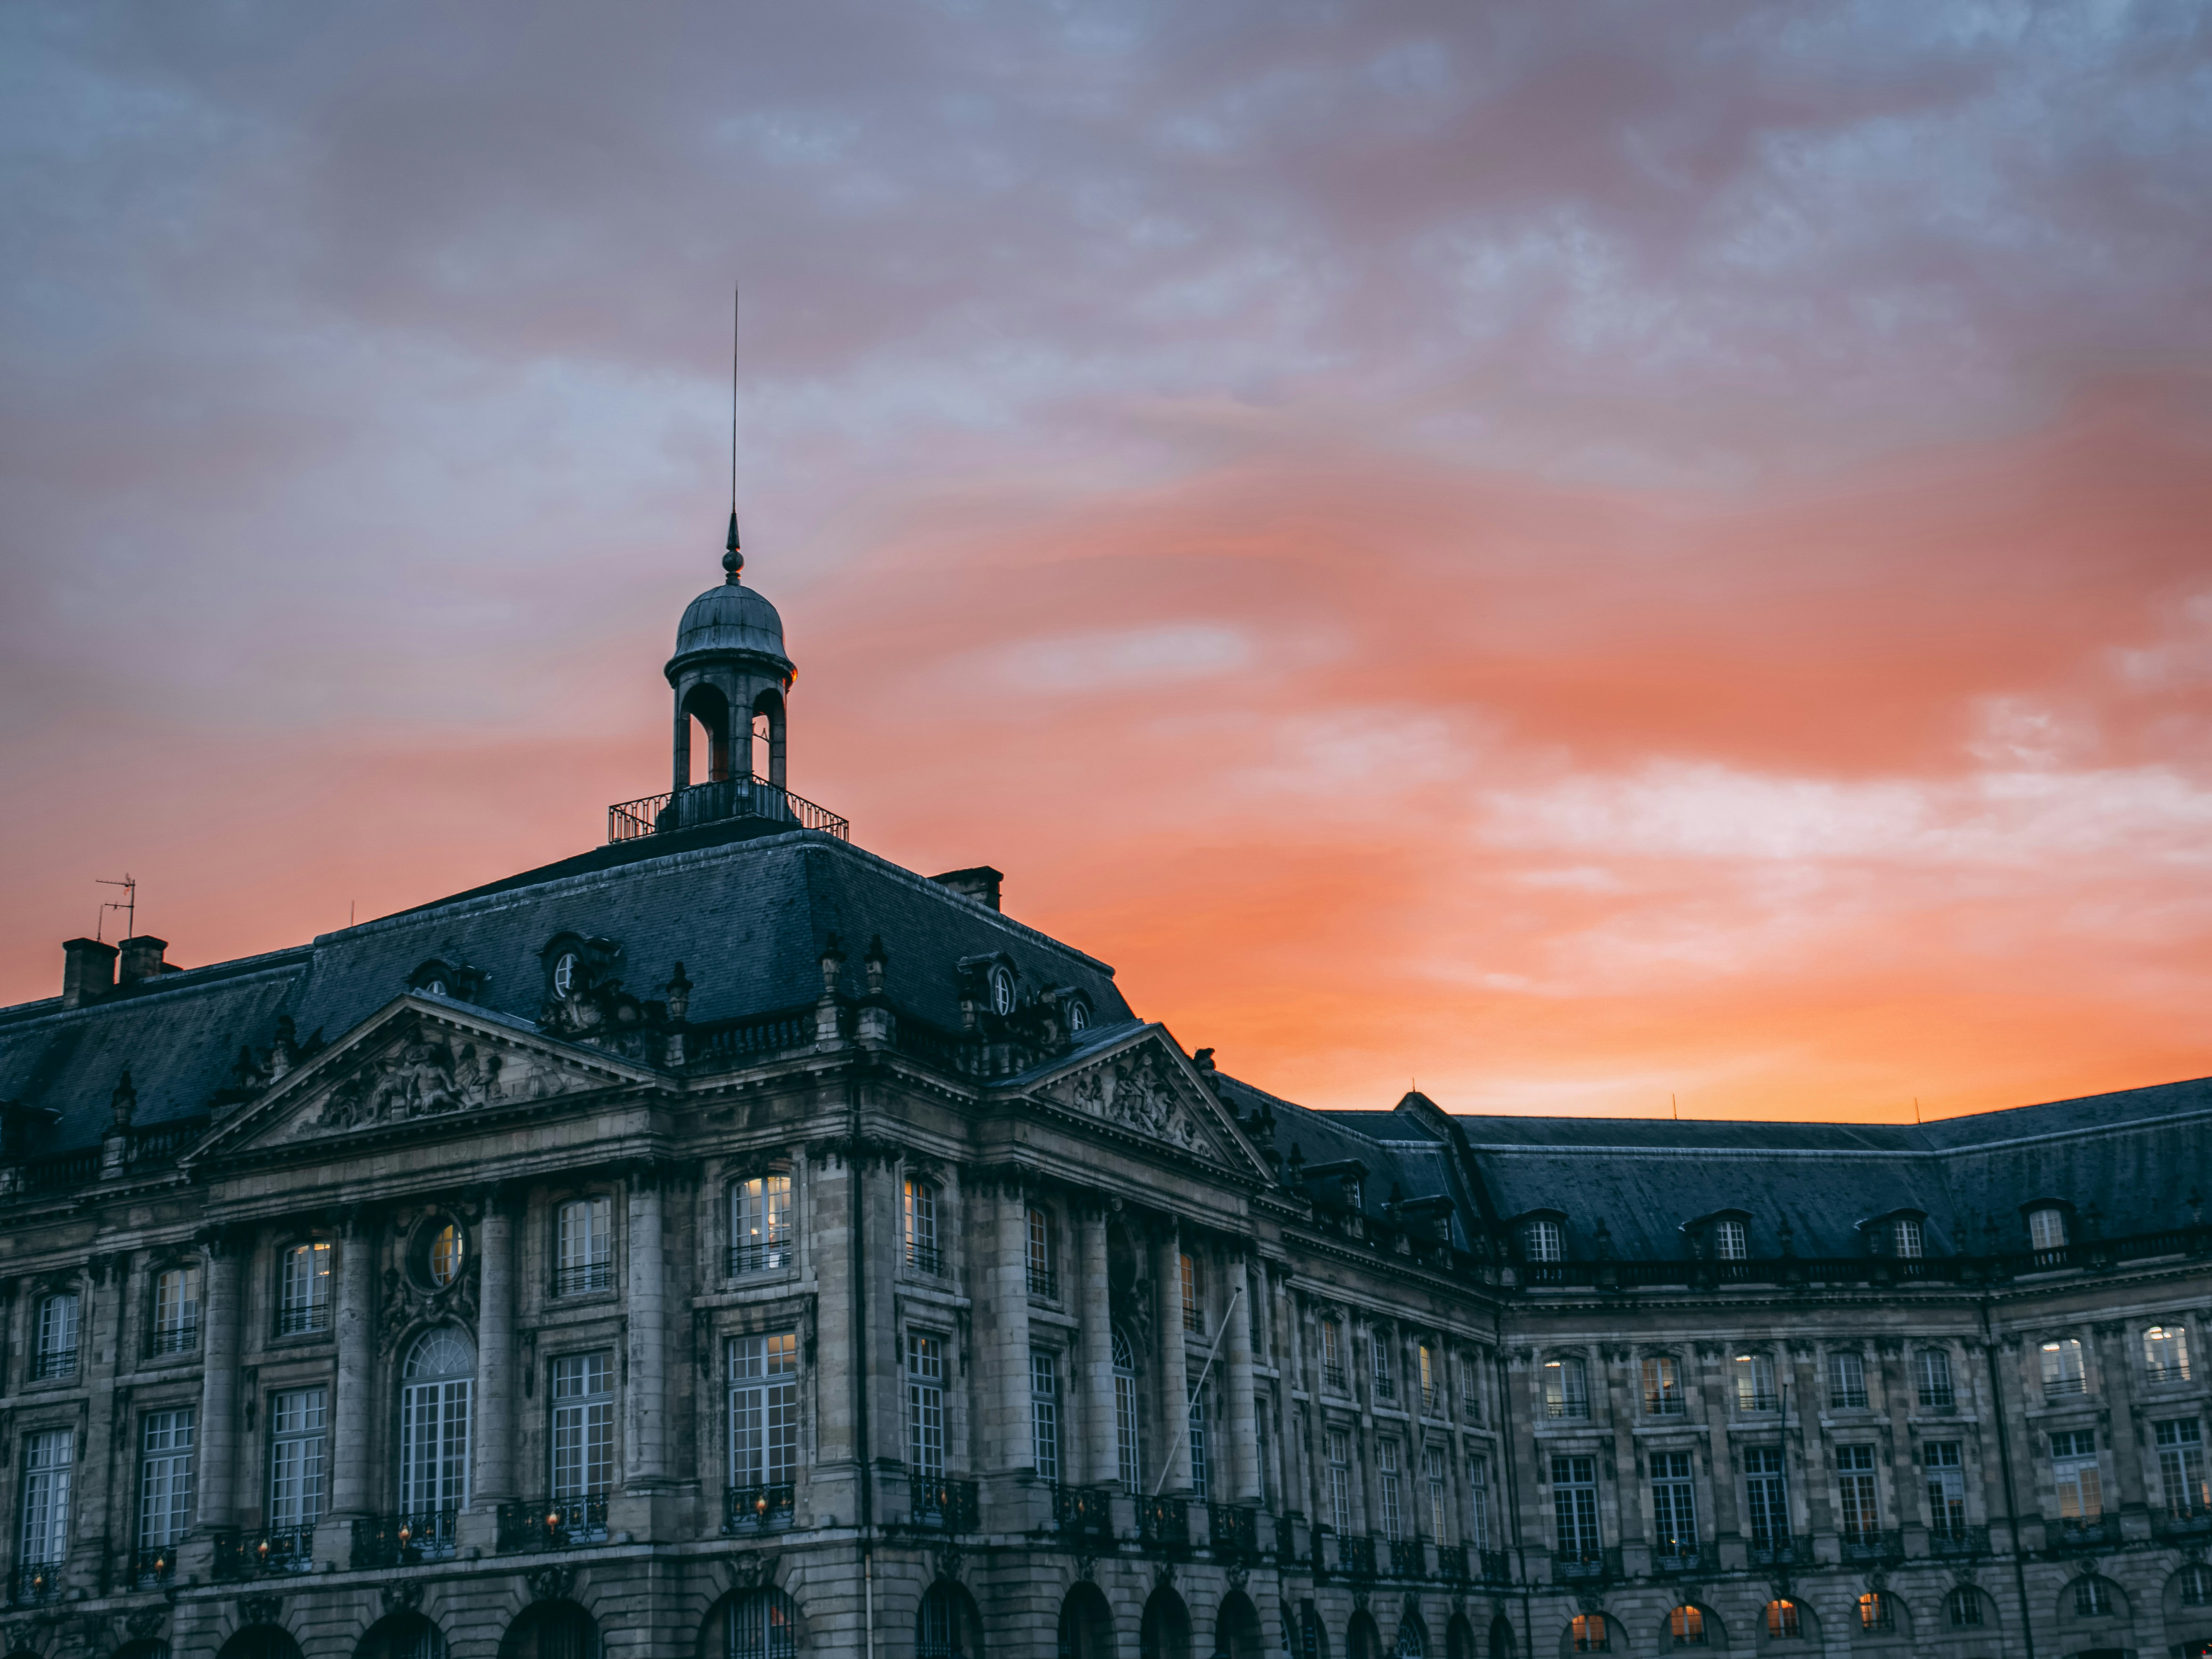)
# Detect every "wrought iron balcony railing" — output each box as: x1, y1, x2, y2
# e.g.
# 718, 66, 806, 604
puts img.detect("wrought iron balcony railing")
906, 1242, 943, 1276
725, 1484, 796, 1534
275, 1303, 329, 1336
131, 1542, 179, 1588
350, 1509, 459, 1569
1139, 1496, 1190, 1551
1839, 1528, 1904, 1563
31, 1346, 77, 1381
9, 1561, 62, 1606
1054, 1484, 1114, 1541
1437, 1543, 1470, 1583
727, 1241, 794, 1278
1747, 1535, 1810, 1567
1389, 1538, 1426, 1578
1552, 1546, 1618, 1582
1027, 1265, 1060, 1301
498, 1494, 609, 1552
213, 1526, 316, 1579
1479, 1548, 1513, 1584
908, 1476, 978, 1533
1337, 1534, 1378, 1579
1210, 1504, 1260, 1561
1653, 1545, 1709, 1574
1930, 1524, 1990, 1556
553, 1261, 614, 1296
608, 777, 849, 844
148, 1321, 199, 1356
2156, 1505, 2212, 1539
